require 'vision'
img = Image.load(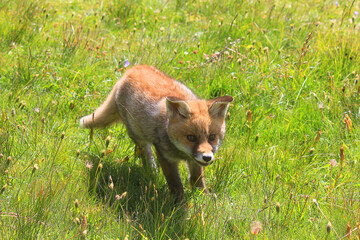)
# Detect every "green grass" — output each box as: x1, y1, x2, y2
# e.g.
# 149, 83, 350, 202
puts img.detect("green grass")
1, 0, 360, 239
